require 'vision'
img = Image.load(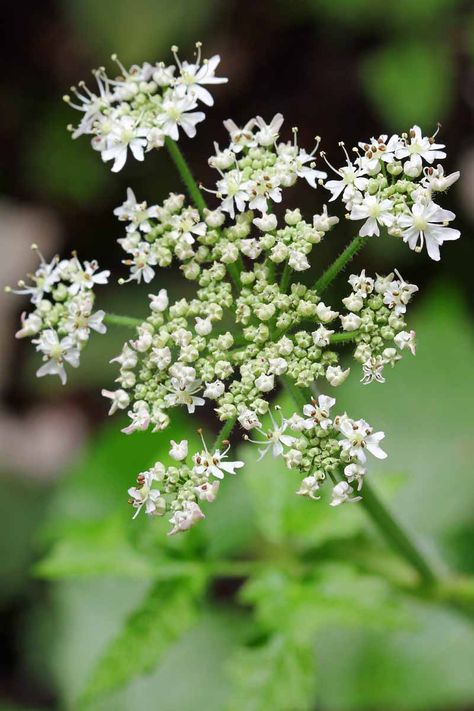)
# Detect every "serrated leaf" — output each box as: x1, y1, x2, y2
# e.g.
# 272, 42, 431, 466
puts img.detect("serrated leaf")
79, 579, 201, 705
227, 634, 316, 711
